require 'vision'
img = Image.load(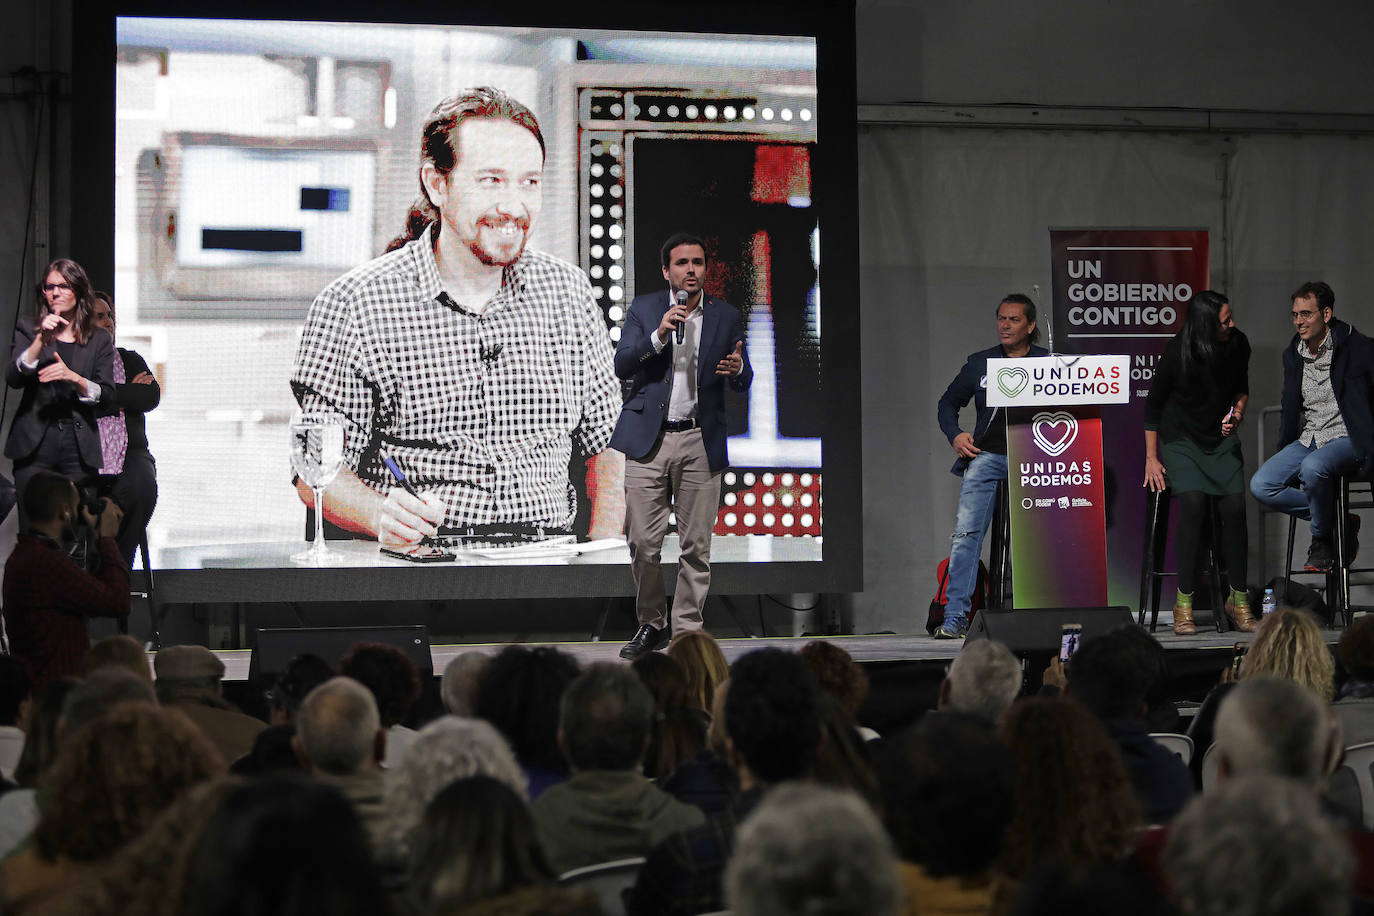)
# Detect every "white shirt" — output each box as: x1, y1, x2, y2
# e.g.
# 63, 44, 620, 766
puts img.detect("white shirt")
651, 291, 704, 422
